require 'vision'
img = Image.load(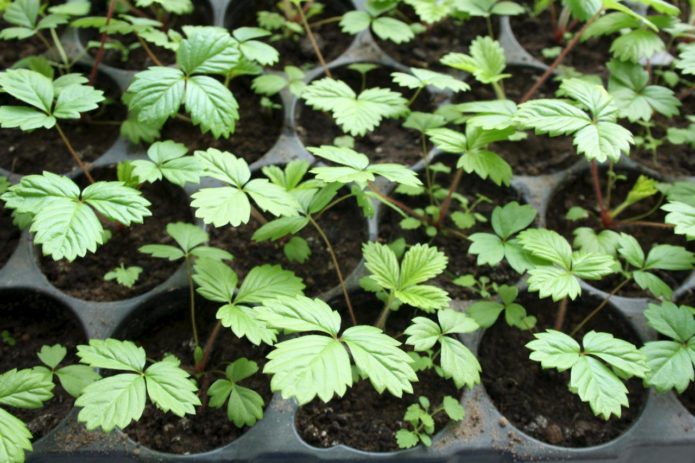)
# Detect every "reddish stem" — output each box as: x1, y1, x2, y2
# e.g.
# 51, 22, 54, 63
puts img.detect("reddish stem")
520, 8, 603, 104
194, 321, 222, 374
436, 169, 464, 227
591, 161, 612, 228
89, 0, 118, 85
